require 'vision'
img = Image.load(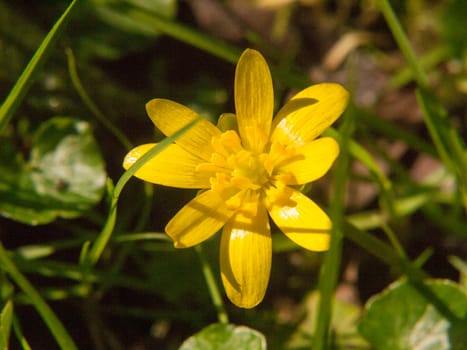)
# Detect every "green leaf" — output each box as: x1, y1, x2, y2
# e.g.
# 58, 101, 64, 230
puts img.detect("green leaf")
0, 117, 106, 225
179, 323, 266, 350
359, 279, 467, 350
0, 300, 13, 350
